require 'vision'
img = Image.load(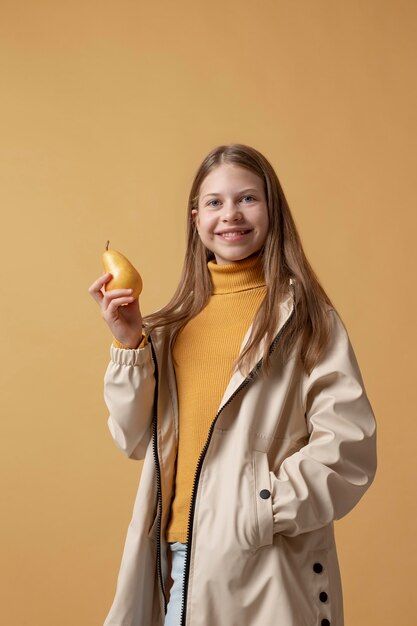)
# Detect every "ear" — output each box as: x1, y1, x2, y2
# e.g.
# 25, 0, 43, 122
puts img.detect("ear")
191, 209, 199, 228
